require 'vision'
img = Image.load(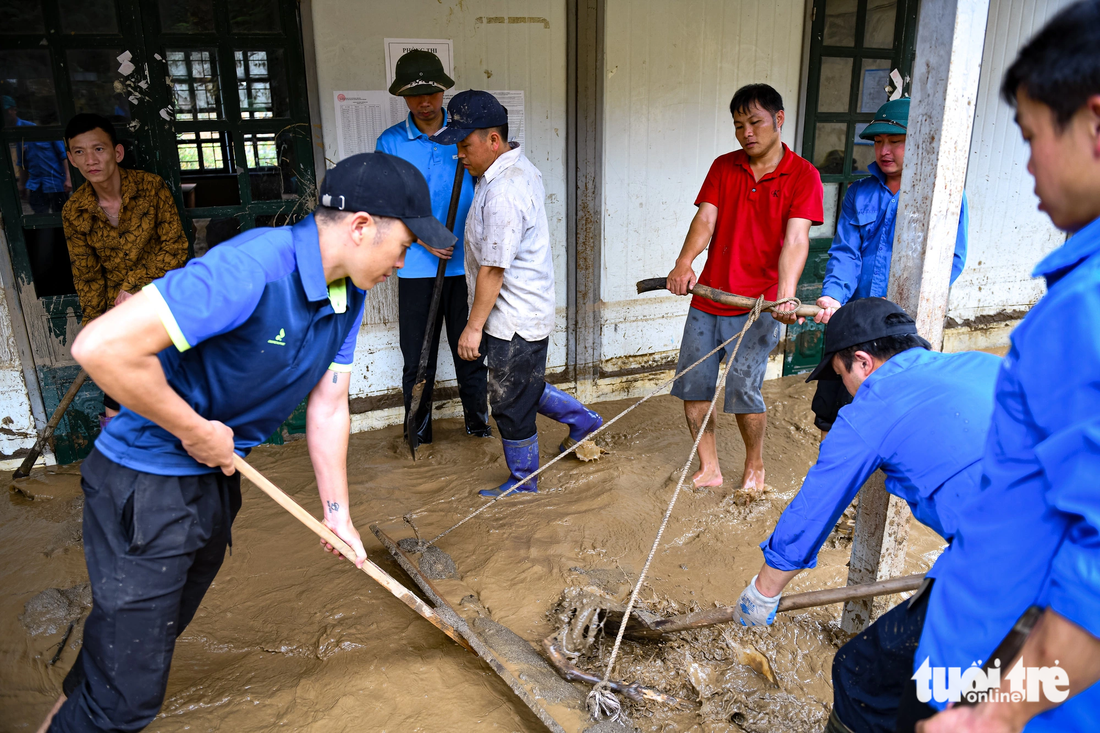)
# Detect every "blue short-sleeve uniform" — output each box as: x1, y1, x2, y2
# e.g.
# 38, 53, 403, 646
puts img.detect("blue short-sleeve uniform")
915, 215, 1100, 729
375, 111, 473, 279
821, 163, 968, 304
761, 348, 1000, 572
95, 214, 366, 476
